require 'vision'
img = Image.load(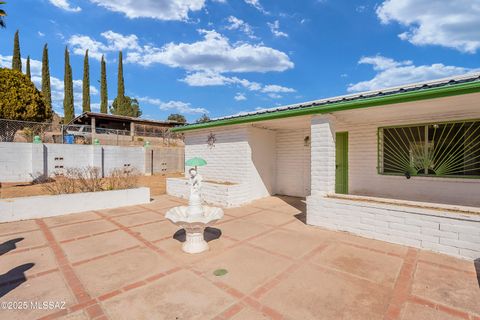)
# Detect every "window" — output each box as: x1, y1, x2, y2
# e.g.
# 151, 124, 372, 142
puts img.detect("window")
378, 120, 480, 178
